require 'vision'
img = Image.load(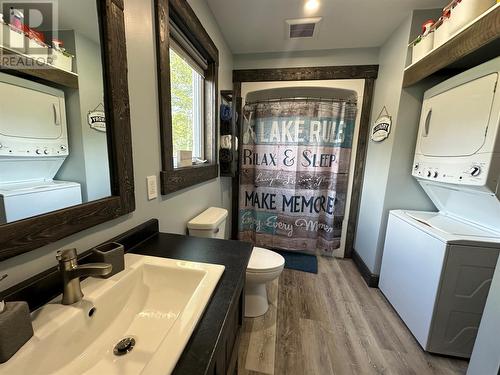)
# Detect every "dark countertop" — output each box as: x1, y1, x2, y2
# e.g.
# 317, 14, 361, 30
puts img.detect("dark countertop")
1, 219, 253, 375
129, 231, 252, 375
